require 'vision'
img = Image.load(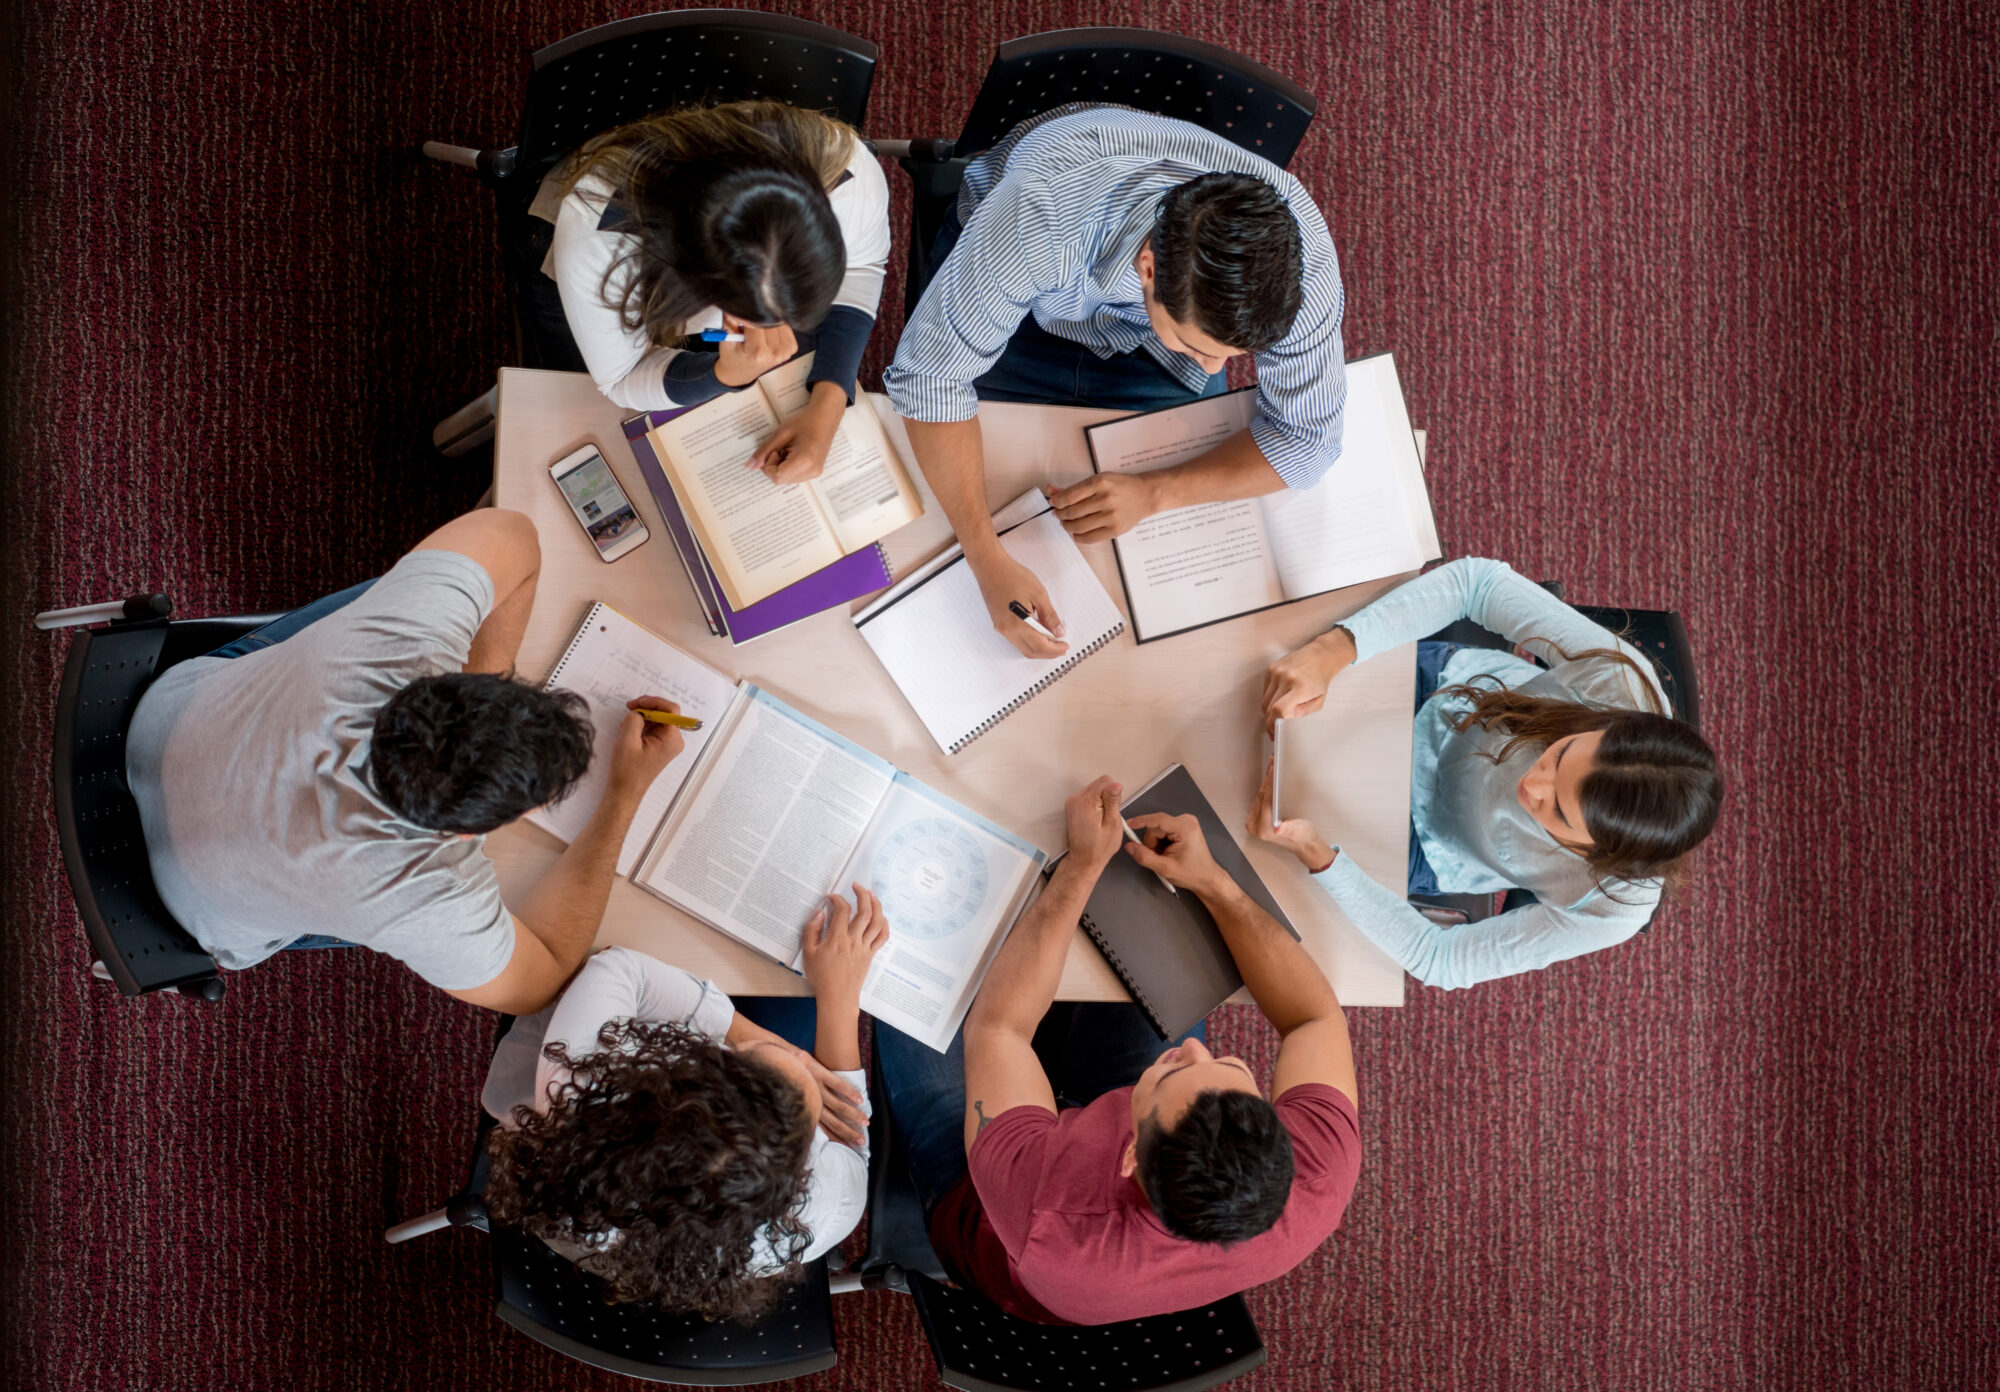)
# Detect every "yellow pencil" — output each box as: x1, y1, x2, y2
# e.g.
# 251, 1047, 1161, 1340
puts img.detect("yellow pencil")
638, 709, 702, 730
